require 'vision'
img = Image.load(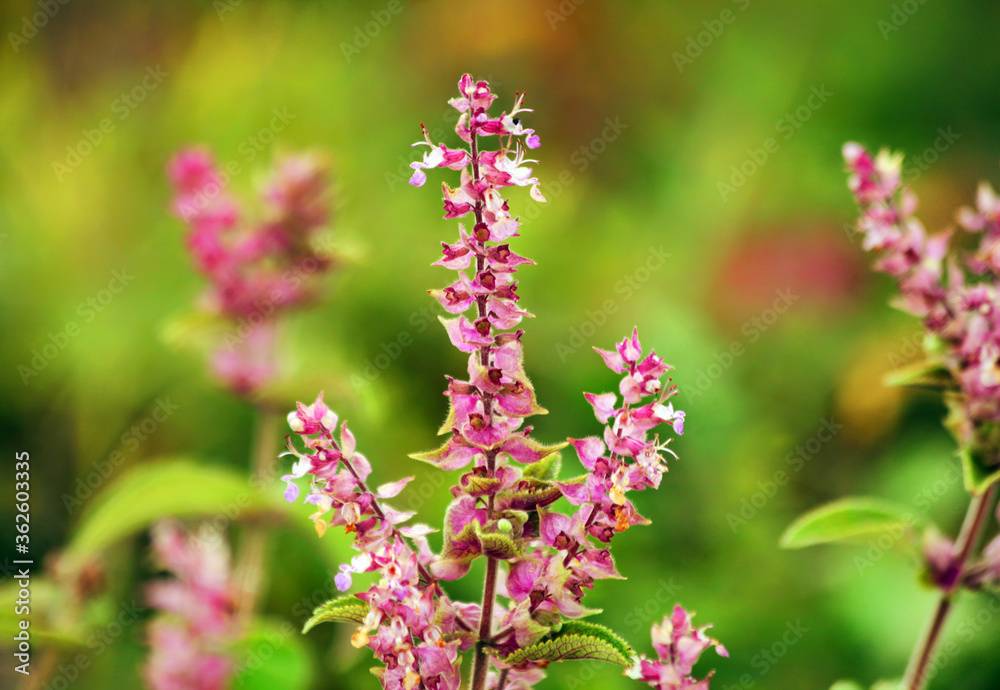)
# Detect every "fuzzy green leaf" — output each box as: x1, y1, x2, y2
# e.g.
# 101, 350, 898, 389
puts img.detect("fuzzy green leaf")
302, 596, 369, 633
959, 446, 1000, 496
479, 529, 523, 560
496, 479, 564, 511
490, 621, 634, 667
522, 453, 562, 481
780, 497, 915, 549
